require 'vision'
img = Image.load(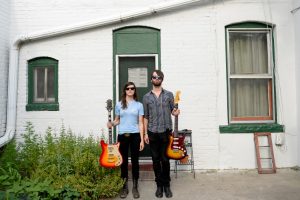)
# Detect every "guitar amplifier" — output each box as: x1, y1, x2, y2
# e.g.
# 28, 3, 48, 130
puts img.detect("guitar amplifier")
178, 129, 192, 136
